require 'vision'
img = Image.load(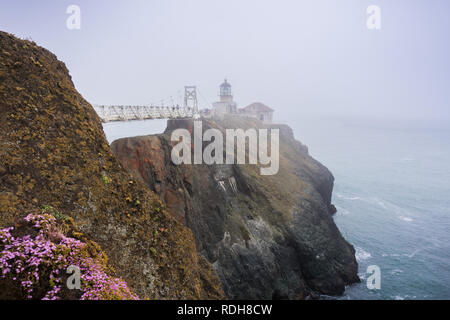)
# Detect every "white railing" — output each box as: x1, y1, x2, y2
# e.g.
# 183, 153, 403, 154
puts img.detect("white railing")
94, 105, 194, 123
